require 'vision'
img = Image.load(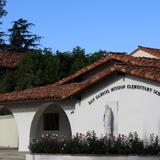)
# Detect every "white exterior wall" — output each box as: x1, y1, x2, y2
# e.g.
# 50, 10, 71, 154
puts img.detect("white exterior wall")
72, 75, 160, 138
132, 50, 159, 59
8, 101, 75, 152
2, 75, 159, 152
9, 104, 40, 152
0, 115, 18, 148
